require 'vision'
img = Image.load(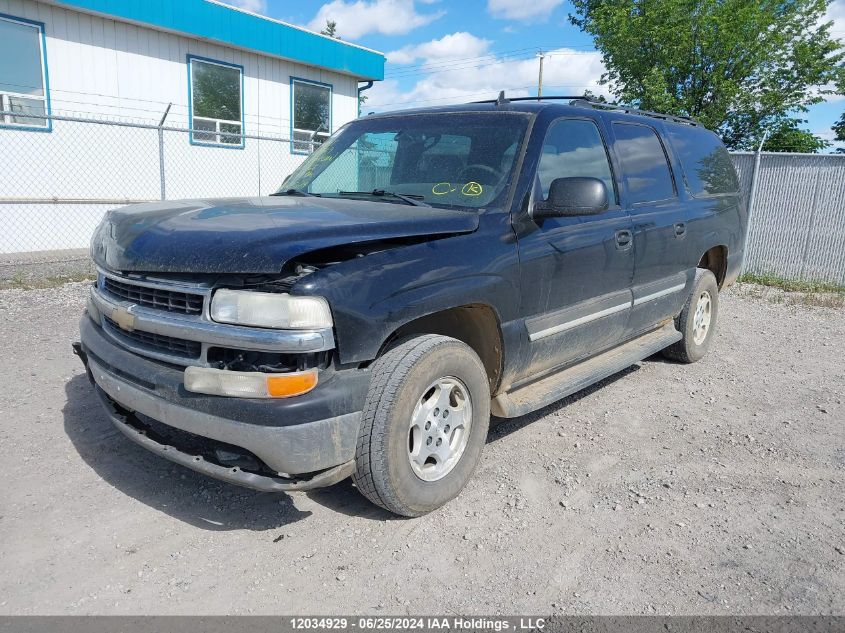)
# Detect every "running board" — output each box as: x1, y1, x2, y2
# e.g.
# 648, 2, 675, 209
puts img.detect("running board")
491, 323, 681, 418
